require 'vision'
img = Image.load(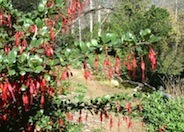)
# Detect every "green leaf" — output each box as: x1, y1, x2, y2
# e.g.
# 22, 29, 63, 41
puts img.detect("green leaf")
108, 33, 118, 42
74, 41, 80, 47
0, 65, 5, 72
35, 66, 44, 73
28, 54, 43, 68
136, 46, 143, 55
91, 39, 98, 46
23, 23, 30, 30
86, 42, 91, 48
131, 35, 138, 44
35, 18, 43, 28
38, 3, 45, 12
23, 68, 34, 72
0, 54, 3, 63
41, 0, 47, 5
64, 48, 71, 57
46, 59, 54, 66
39, 26, 48, 36
140, 28, 151, 38
148, 34, 160, 43
3, 57, 9, 63
36, 38, 44, 46
25, 18, 34, 25
29, 38, 37, 48
20, 52, 28, 62
36, 125, 41, 132
44, 74, 51, 81
55, 0, 63, 6
47, 125, 52, 130
8, 69, 16, 76
79, 42, 87, 53
21, 84, 27, 91
2, 0, 7, 4
101, 33, 111, 44
31, 54, 43, 63
35, 49, 44, 54
124, 32, 136, 42
20, 71, 26, 76
103, 94, 111, 100
74, 94, 85, 102
8, 48, 18, 64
